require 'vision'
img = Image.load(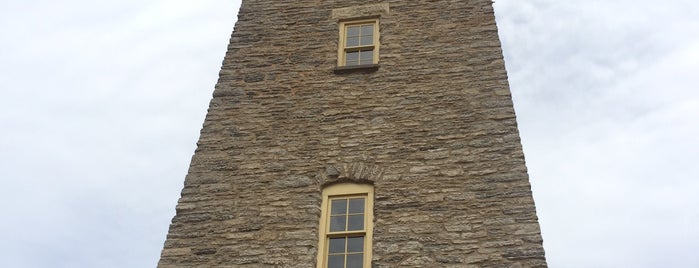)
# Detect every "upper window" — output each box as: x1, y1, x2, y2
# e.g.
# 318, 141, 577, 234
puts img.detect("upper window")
317, 183, 374, 268
338, 20, 379, 67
